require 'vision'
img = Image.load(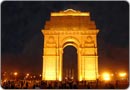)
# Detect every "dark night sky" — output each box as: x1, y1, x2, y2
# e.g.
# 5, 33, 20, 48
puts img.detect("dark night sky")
1, 1, 129, 74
